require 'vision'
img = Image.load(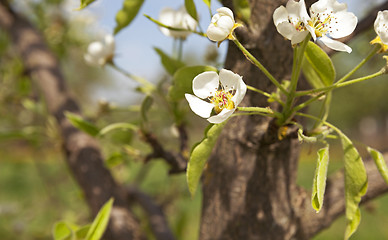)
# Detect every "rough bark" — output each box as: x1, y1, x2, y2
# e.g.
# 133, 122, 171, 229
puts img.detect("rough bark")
200, 0, 388, 240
